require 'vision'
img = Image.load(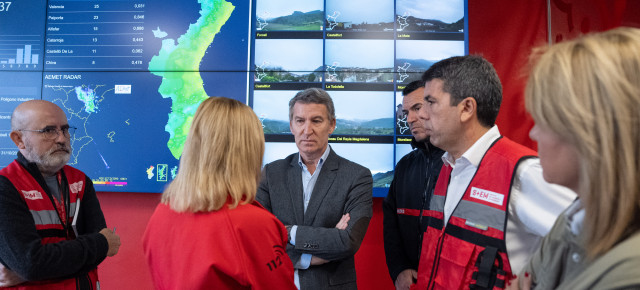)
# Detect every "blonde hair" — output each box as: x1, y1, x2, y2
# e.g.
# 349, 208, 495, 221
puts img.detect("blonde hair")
162, 97, 265, 212
526, 27, 640, 258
